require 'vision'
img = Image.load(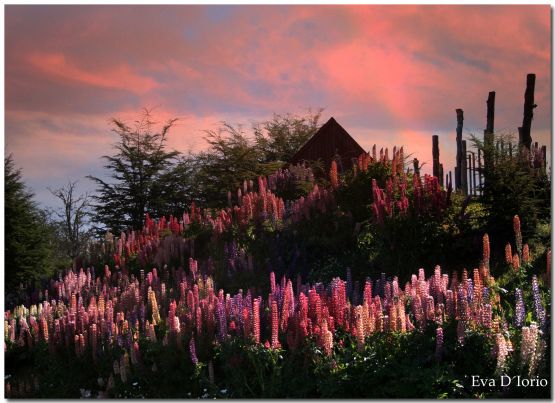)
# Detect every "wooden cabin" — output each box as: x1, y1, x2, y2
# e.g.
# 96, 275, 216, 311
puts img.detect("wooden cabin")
290, 117, 365, 173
